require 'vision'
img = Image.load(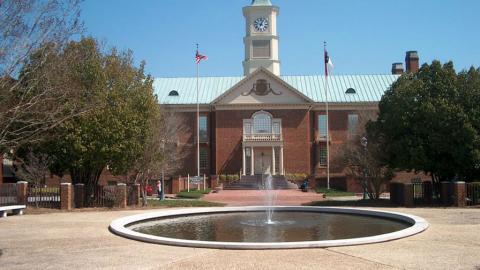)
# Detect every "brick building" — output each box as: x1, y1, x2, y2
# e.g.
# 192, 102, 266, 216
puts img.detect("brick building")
0, 0, 421, 190
154, 0, 421, 191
